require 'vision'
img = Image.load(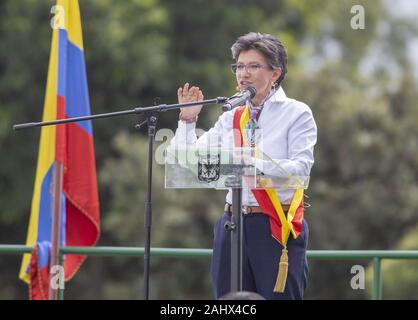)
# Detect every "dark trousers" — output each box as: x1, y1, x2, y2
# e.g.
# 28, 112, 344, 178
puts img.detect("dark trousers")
211, 212, 309, 300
